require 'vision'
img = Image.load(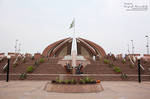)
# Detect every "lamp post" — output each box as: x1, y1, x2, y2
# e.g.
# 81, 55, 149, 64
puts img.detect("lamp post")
131, 40, 134, 55
6, 55, 11, 82
127, 44, 130, 54
137, 56, 141, 83
15, 39, 18, 54
145, 35, 149, 54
